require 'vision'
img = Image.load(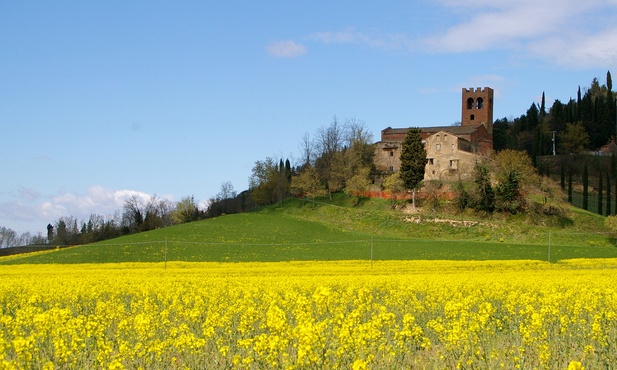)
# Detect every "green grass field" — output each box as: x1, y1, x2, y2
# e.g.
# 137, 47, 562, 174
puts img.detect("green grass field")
2, 196, 616, 264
